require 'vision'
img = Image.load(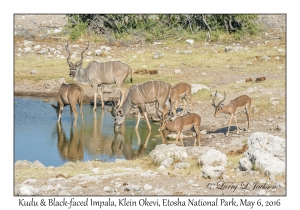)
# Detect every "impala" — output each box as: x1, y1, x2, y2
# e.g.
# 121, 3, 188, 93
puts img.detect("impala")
212, 91, 251, 136
170, 83, 193, 116
66, 42, 132, 110
159, 112, 201, 146
51, 83, 84, 125
113, 80, 172, 131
